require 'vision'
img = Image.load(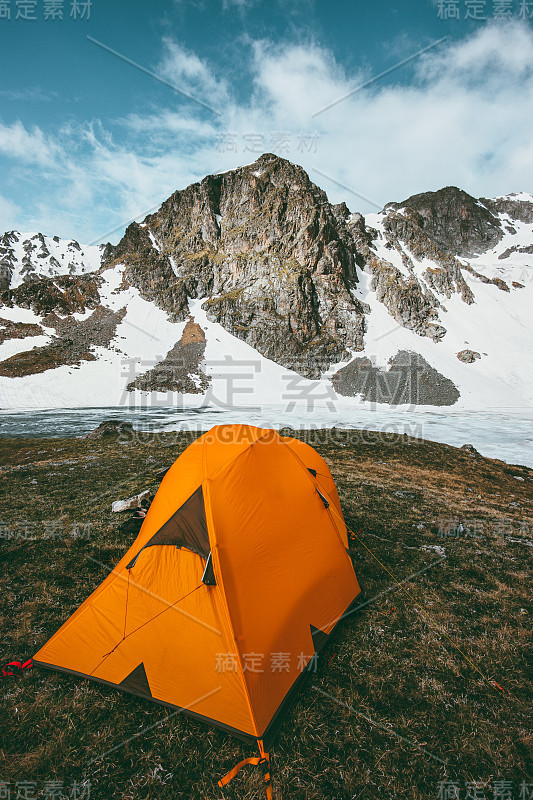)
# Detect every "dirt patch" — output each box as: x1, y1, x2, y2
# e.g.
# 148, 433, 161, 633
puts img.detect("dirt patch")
180, 316, 206, 345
